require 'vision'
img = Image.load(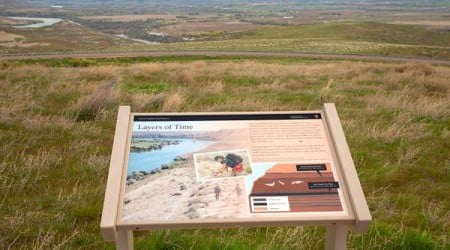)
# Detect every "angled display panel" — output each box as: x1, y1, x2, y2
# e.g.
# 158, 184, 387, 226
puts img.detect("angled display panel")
118, 110, 354, 228
101, 104, 371, 250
